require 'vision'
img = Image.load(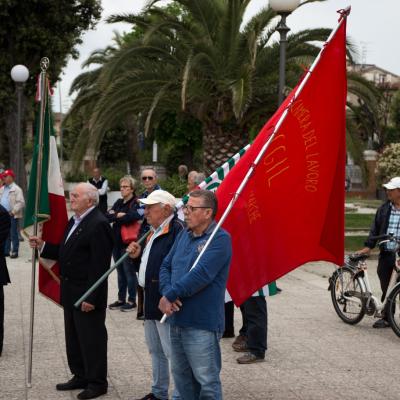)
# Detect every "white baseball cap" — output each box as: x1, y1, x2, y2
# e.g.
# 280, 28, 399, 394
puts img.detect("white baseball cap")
382, 177, 400, 190
139, 190, 176, 207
